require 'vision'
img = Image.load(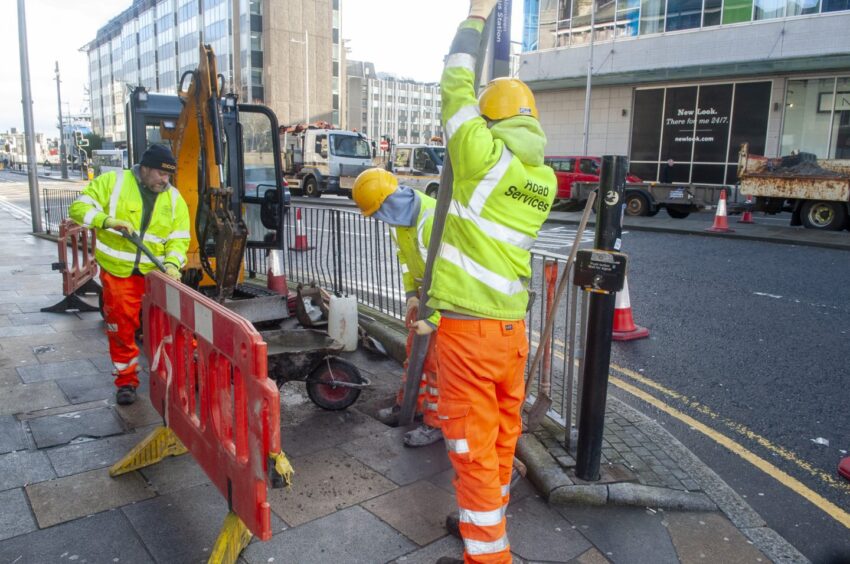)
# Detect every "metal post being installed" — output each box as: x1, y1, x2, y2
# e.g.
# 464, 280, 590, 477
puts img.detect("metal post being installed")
17, 0, 43, 233
575, 155, 627, 481
55, 62, 68, 180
